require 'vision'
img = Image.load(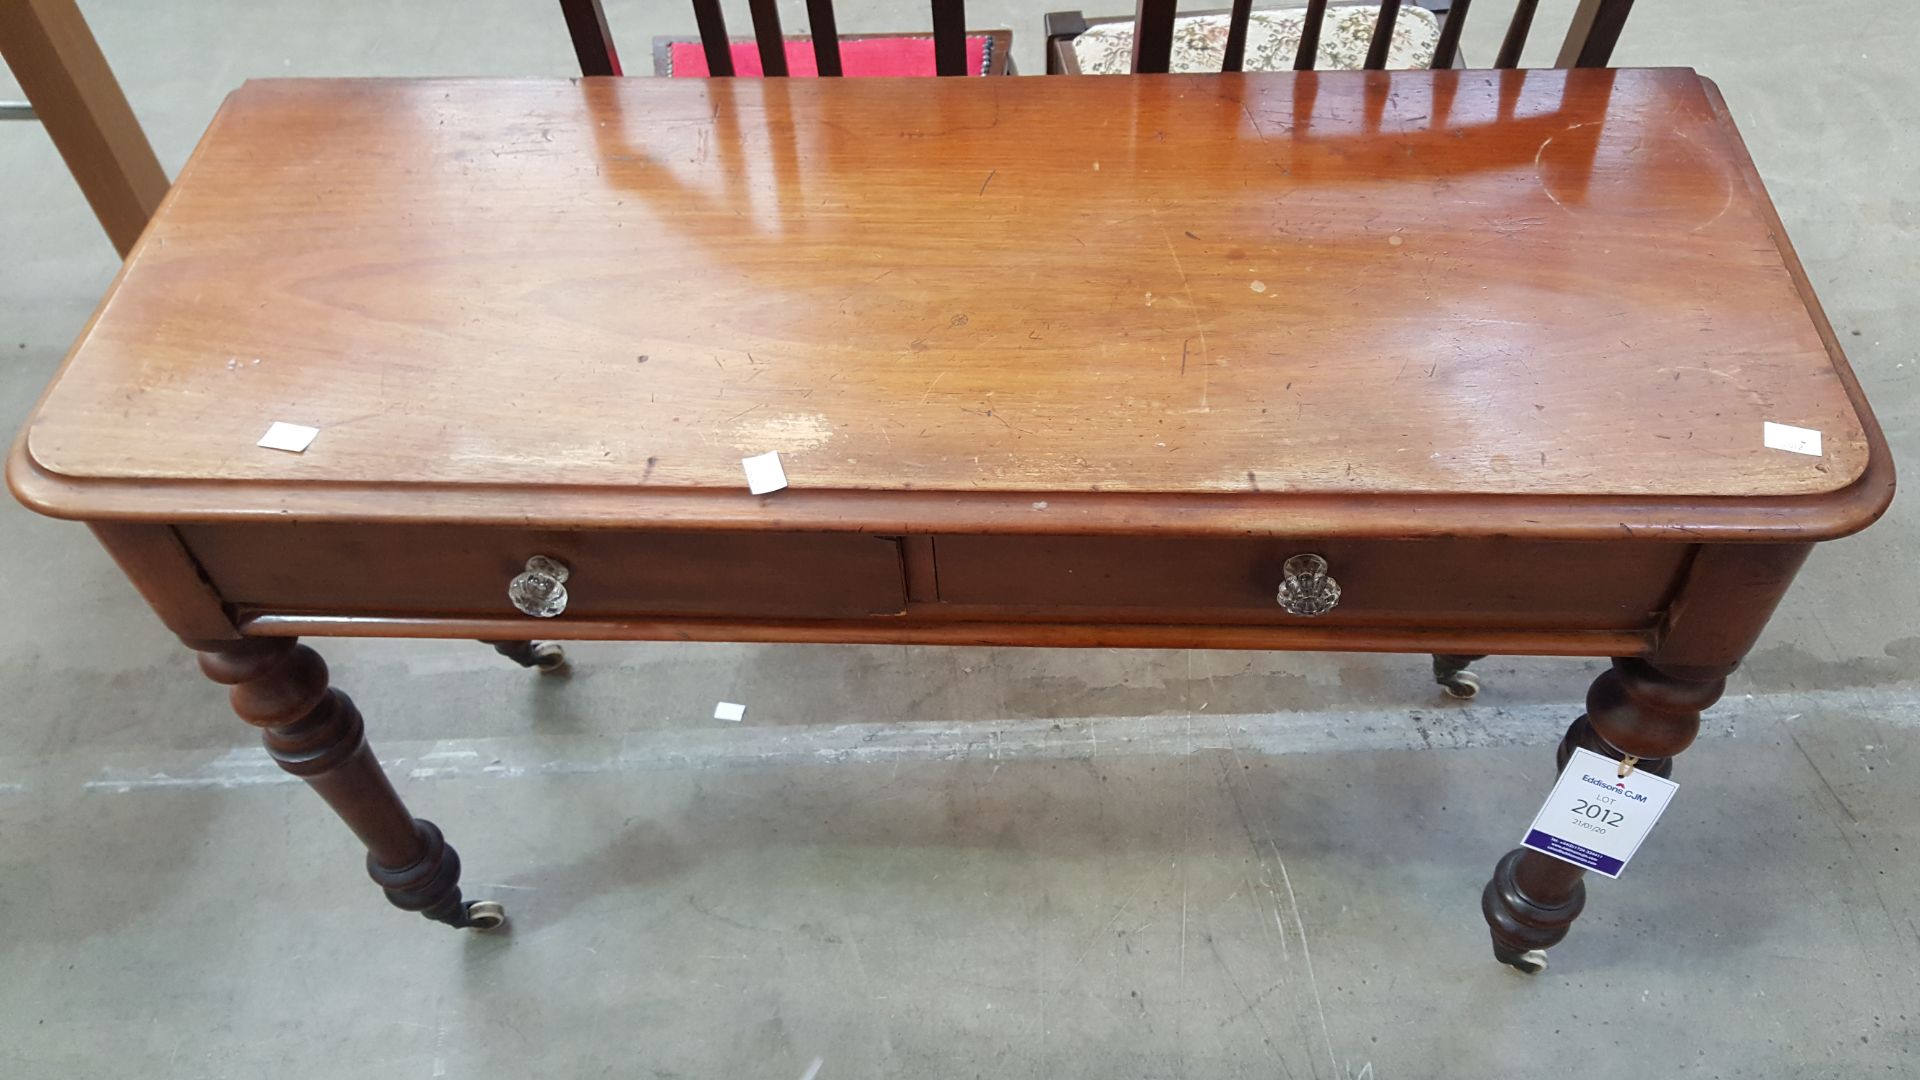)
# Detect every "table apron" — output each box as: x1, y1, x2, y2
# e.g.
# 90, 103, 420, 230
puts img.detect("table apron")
76, 522, 1786, 662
